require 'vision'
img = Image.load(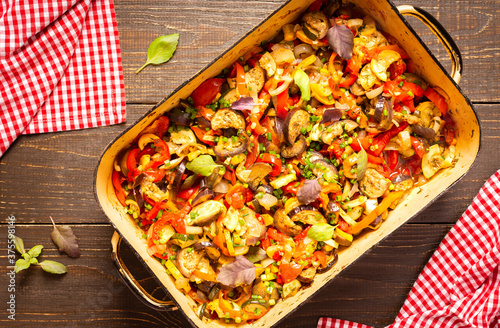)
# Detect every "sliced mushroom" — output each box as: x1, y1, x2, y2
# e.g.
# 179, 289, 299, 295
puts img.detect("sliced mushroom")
281, 136, 307, 159
320, 121, 343, 144
311, 159, 338, 183
194, 241, 222, 261
176, 247, 204, 278
251, 278, 281, 306
302, 11, 330, 40
211, 109, 246, 131
359, 168, 391, 198
297, 266, 317, 284
284, 108, 311, 144
213, 136, 248, 157
274, 208, 303, 237
245, 63, 265, 96
242, 210, 267, 245
289, 205, 327, 225
247, 163, 273, 190
188, 200, 226, 226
